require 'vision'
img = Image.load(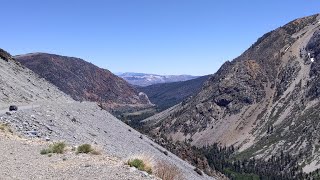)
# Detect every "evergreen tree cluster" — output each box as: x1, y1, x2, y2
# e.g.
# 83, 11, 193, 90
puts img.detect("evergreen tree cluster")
199, 144, 318, 180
